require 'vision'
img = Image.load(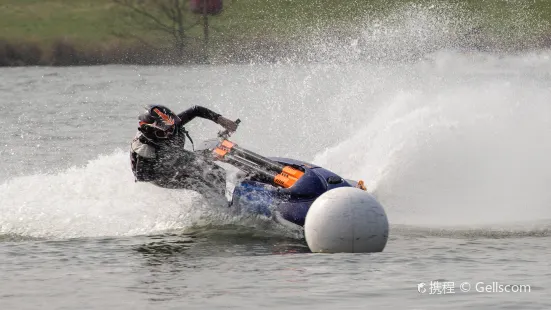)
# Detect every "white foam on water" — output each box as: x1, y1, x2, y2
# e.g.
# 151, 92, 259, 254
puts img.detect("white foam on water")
313, 51, 551, 227
0, 150, 213, 239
